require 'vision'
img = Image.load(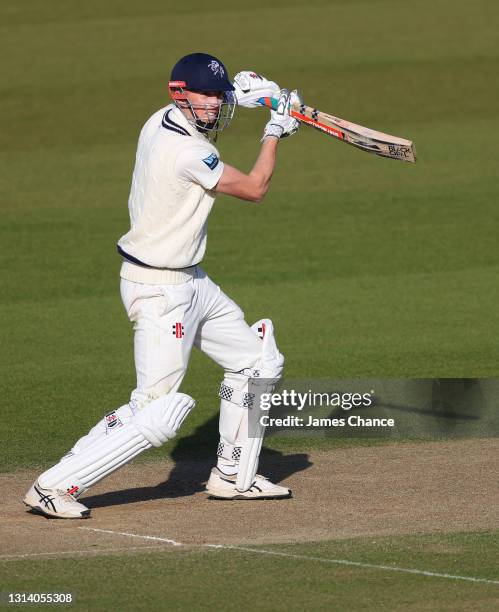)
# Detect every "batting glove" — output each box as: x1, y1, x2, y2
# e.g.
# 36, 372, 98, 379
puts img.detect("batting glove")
262, 89, 301, 141
233, 71, 281, 108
